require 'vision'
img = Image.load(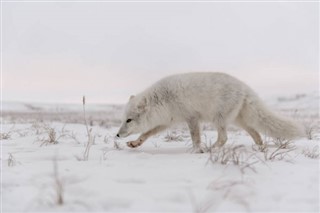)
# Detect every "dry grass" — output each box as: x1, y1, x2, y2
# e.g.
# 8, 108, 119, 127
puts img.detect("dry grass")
252, 140, 297, 161
164, 131, 184, 142
206, 145, 260, 174
100, 150, 110, 162
113, 138, 123, 150
206, 140, 297, 174
103, 135, 109, 143
267, 140, 296, 161
1, 125, 15, 140
302, 145, 320, 159
152, 140, 161, 148
303, 120, 318, 140
8, 153, 17, 167
65, 131, 80, 144
0, 132, 12, 140
34, 123, 72, 146
31, 122, 46, 135
82, 96, 94, 161
39, 126, 59, 146
272, 138, 295, 149
33, 121, 81, 145
53, 157, 64, 205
